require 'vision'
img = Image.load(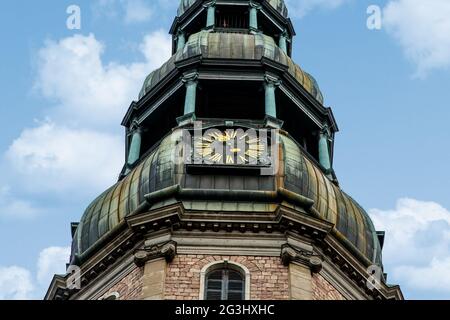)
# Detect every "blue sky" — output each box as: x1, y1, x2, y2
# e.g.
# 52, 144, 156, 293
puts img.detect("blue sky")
0, 0, 449, 300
